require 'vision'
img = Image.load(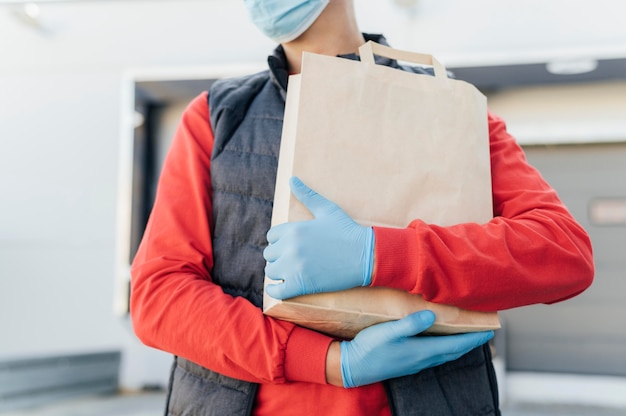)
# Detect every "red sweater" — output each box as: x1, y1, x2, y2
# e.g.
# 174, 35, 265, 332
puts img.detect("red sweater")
130, 92, 593, 415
